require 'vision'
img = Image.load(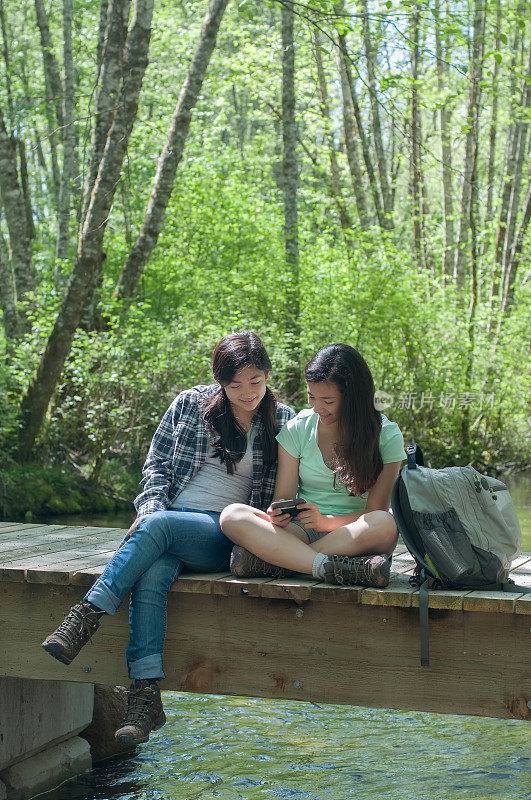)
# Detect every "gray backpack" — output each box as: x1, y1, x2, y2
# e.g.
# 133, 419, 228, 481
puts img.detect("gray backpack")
391, 445, 527, 665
